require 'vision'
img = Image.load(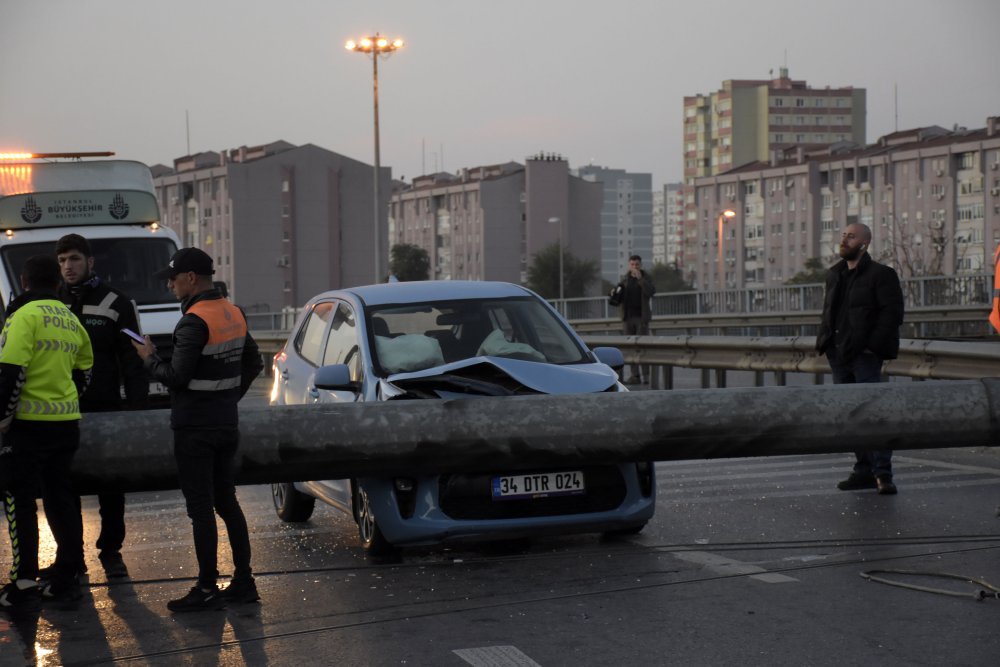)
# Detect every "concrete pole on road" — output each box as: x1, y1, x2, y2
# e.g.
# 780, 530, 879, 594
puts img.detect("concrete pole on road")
73, 379, 1000, 494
